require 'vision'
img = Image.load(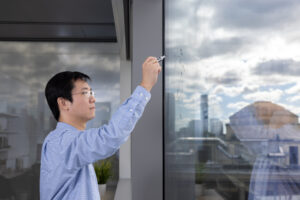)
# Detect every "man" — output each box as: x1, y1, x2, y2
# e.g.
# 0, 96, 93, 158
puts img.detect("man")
40, 57, 162, 200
